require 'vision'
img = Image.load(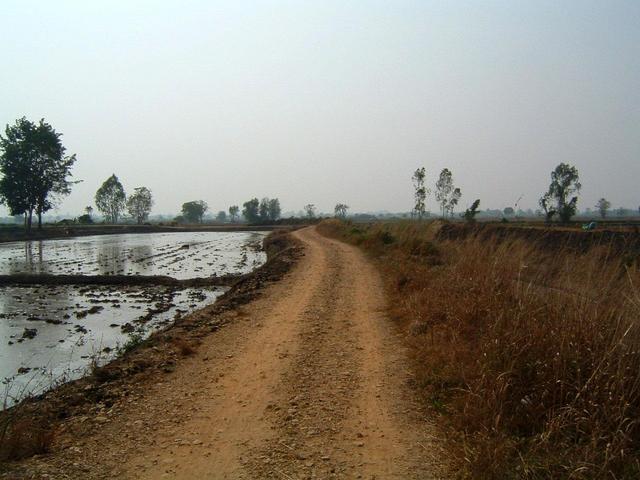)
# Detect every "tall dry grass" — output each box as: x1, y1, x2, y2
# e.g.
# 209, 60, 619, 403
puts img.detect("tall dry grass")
319, 219, 640, 478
